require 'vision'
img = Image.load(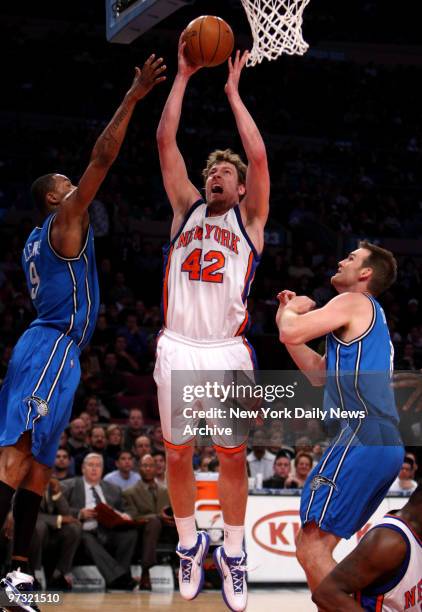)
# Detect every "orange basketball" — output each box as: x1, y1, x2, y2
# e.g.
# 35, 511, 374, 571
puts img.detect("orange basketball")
182, 15, 234, 68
